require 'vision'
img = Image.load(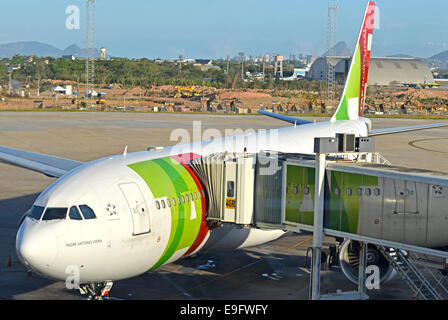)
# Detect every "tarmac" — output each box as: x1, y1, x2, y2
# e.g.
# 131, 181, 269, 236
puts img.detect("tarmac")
1, 112, 448, 300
